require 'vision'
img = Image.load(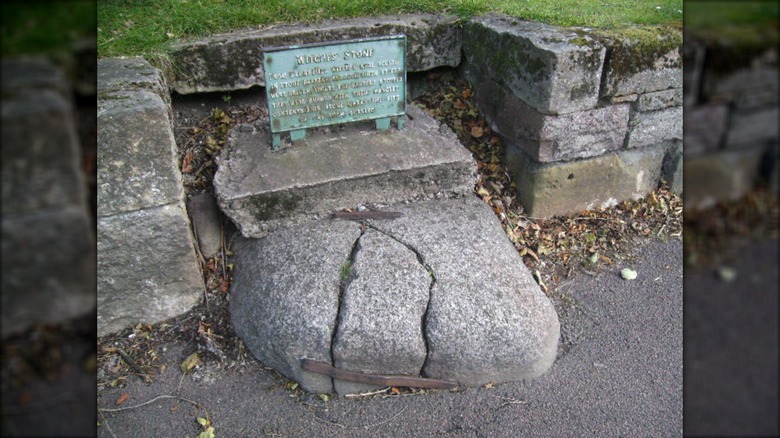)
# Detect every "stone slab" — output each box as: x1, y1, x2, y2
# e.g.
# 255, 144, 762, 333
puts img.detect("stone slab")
662, 140, 683, 194
230, 221, 362, 394
98, 87, 184, 216
684, 149, 764, 211
725, 107, 779, 149
2, 207, 95, 338
596, 28, 682, 98
506, 144, 665, 218
463, 14, 605, 115
683, 104, 729, 156
475, 80, 629, 162
333, 230, 430, 395
186, 193, 223, 259
2, 57, 95, 337
701, 49, 778, 109
229, 197, 560, 393
1, 57, 71, 99
682, 38, 705, 107
97, 203, 203, 337
634, 88, 682, 112
214, 104, 477, 237
625, 106, 682, 149
2, 64, 84, 215
169, 14, 462, 94
97, 57, 172, 114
